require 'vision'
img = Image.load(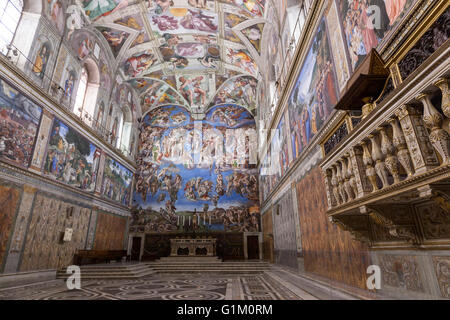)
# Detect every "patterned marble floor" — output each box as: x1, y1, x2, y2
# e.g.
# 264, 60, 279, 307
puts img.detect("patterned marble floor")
0, 273, 319, 300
